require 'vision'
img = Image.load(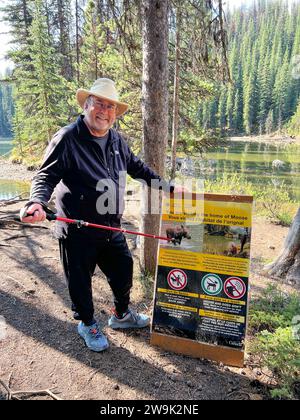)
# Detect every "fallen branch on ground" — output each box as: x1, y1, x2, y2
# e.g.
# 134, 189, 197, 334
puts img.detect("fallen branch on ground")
4, 234, 28, 241
225, 390, 251, 400
0, 378, 62, 400
0, 219, 49, 229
